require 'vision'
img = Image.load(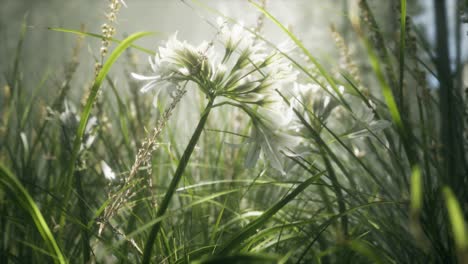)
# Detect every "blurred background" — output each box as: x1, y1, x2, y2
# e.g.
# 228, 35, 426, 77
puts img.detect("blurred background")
1, 0, 465, 91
